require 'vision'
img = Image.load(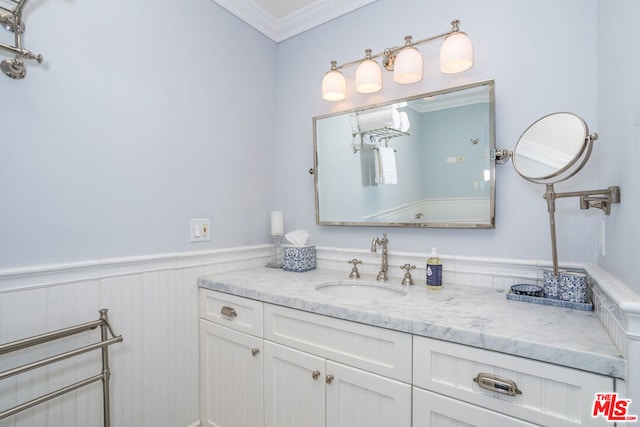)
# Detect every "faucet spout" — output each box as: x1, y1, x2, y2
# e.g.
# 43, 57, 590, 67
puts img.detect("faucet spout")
371, 233, 389, 281
371, 237, 380, 253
